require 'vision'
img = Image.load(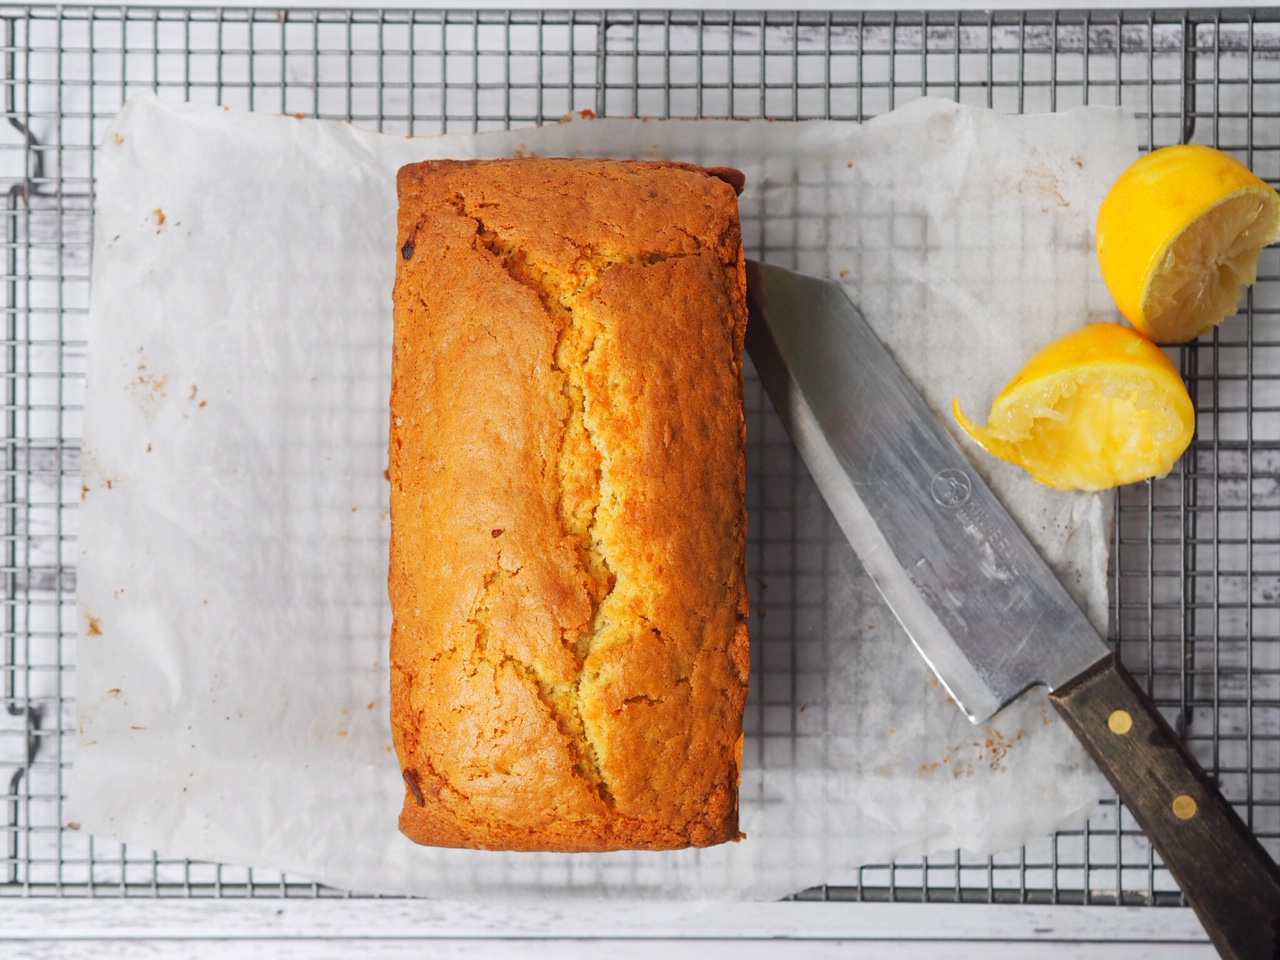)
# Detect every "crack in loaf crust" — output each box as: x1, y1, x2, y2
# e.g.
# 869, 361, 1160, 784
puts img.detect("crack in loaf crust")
390, 157, 750, 852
